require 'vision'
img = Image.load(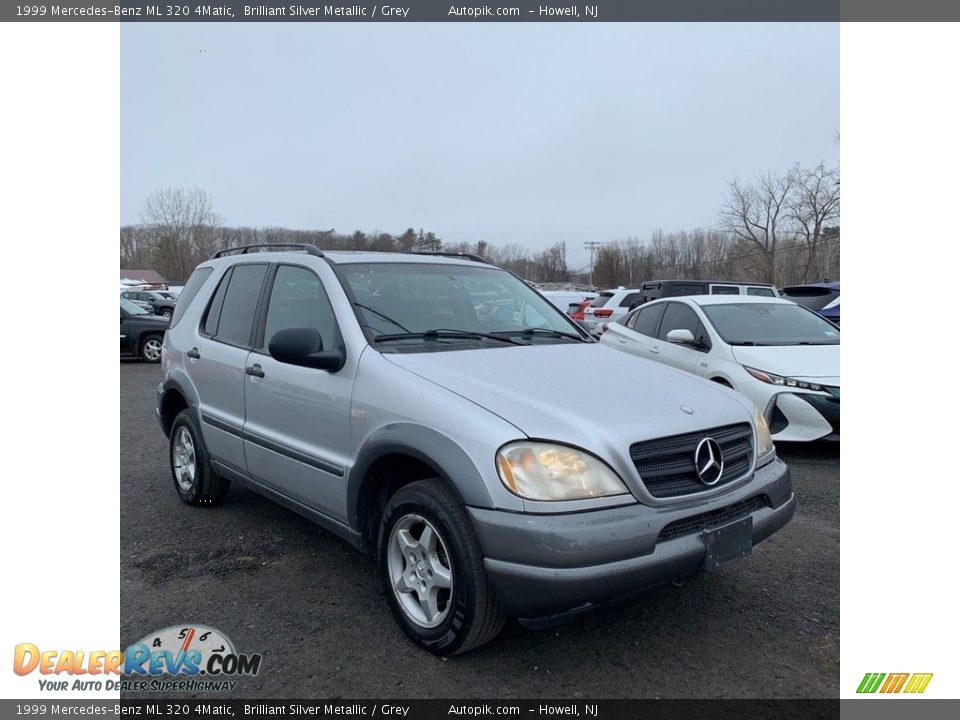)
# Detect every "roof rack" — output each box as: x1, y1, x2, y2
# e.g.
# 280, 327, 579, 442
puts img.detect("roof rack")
406, 251, 490, 264
211, 243, 324, 259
